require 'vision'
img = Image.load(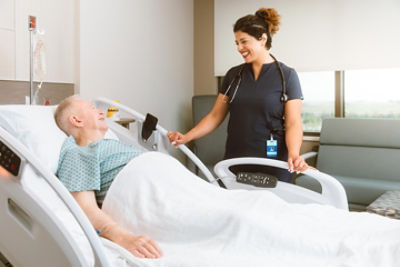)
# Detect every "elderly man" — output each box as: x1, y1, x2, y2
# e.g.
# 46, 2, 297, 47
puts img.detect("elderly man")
54, 95, 162, 259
